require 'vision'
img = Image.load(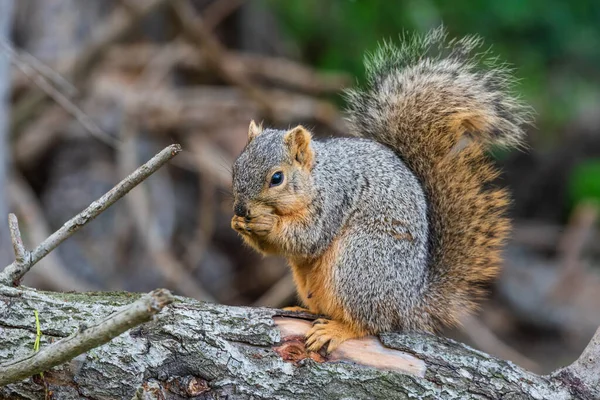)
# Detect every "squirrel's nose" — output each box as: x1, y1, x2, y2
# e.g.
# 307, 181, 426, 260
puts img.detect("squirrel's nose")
234, 202, 248, 217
